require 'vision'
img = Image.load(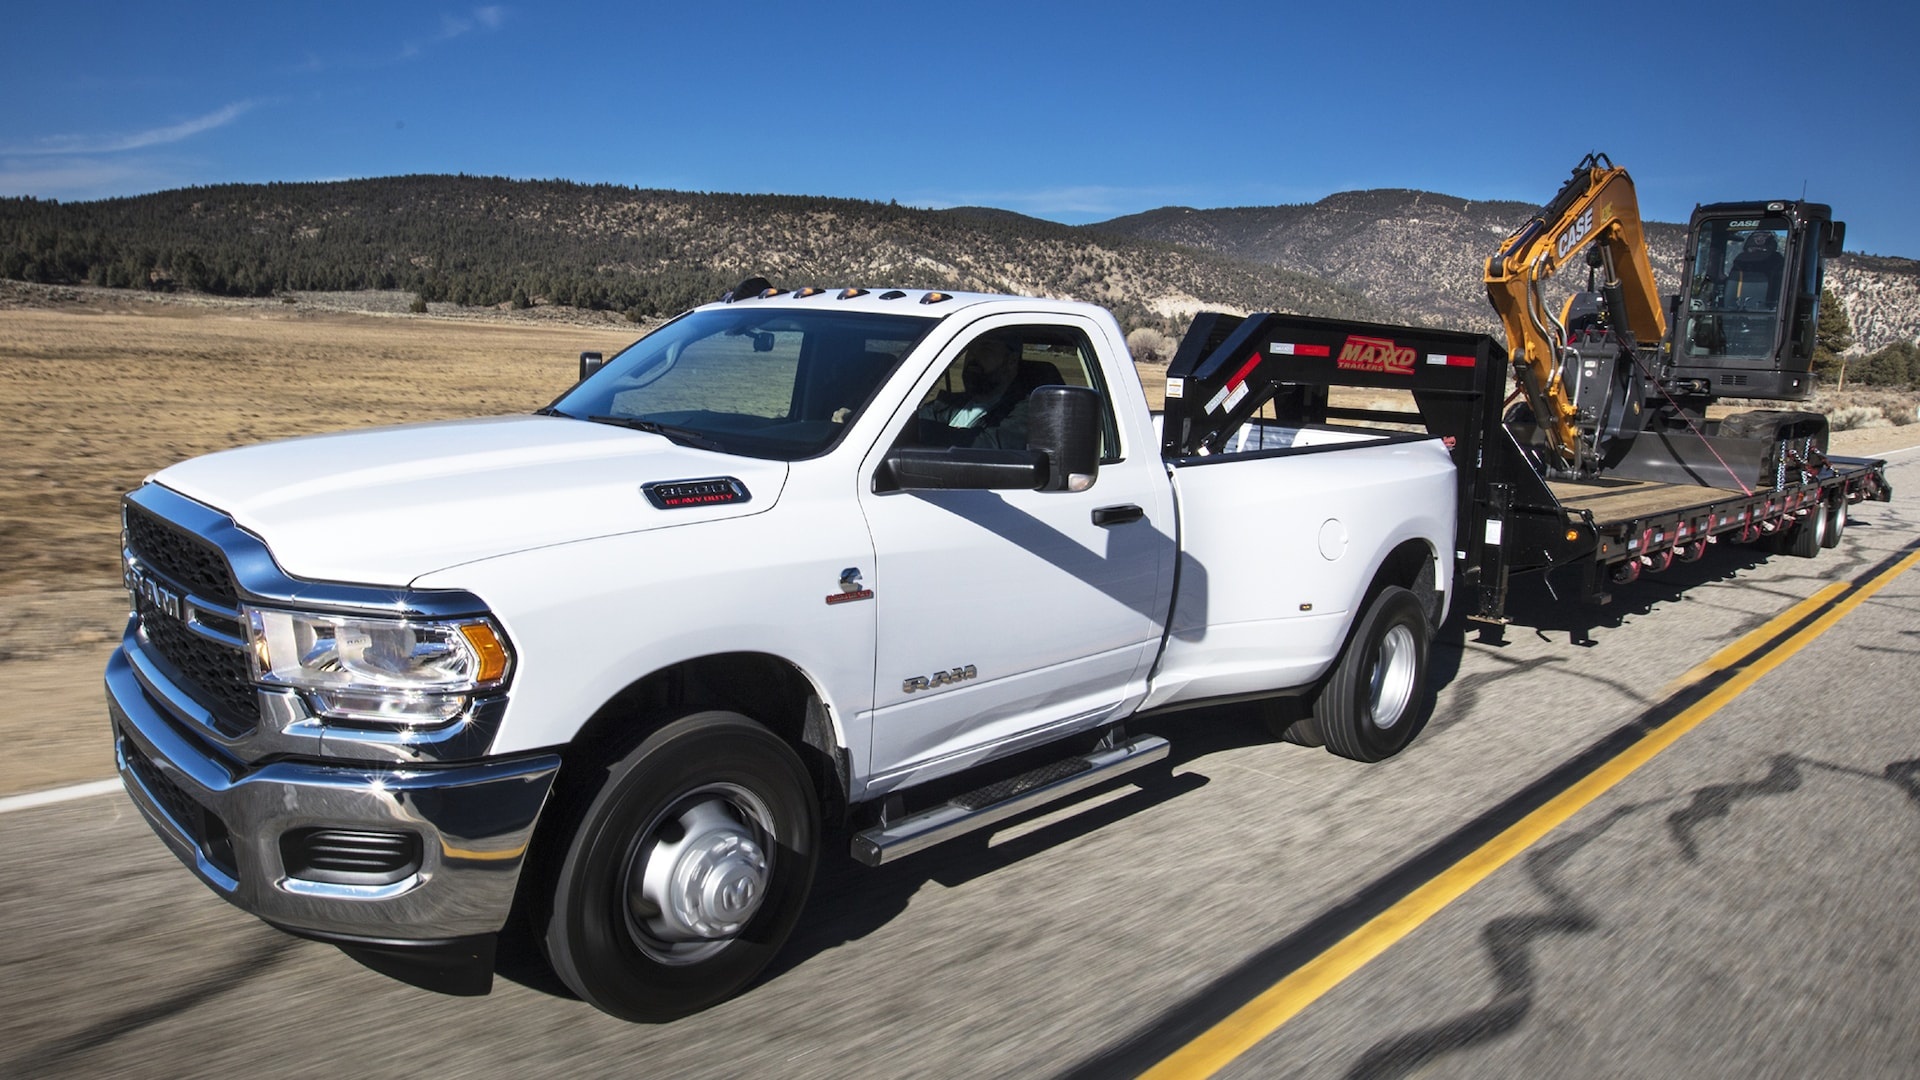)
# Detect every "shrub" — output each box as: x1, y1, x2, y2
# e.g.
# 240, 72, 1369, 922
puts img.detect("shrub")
1827, 405, 1888, 431
1126, 327, 1178, 364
